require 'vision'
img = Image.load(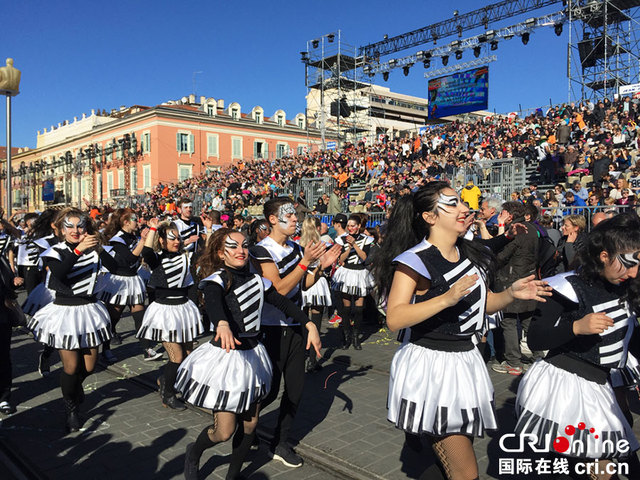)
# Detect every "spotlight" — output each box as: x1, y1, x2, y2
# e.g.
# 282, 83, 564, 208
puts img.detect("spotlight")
423, 59, 431, 68
327, 33, 335, 43
388, 59, 397, 67
554, 23, 563, 36
300, 51, 309, 62
455, 50, 462, 60
490, 41, 498, 51
383, 34, 388, 40
473, 46, 481, 58
403, 65, 410, 76
383, 72, 389, 81
442, 55, 449, 66
312, 39, 319, 49
503, 33, 514, 40
521, 32, 530, 45
457, 25, 463, 37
